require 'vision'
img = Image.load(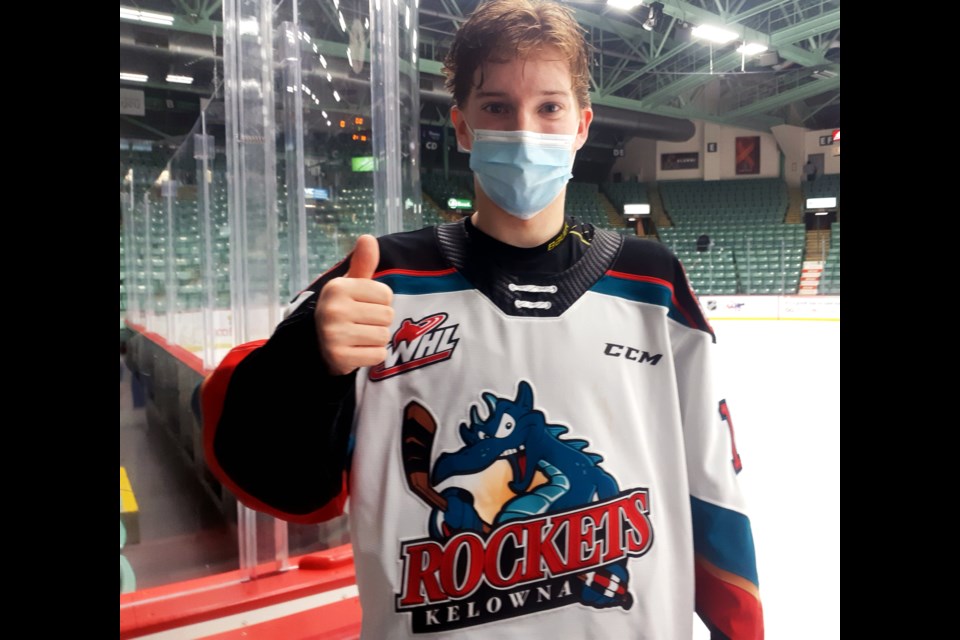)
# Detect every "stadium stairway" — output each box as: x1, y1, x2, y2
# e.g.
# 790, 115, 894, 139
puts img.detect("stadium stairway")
599, 192, 627, 232
786, 186, 804, 224
805, 228, 831, 262
648, 183, 672, 233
